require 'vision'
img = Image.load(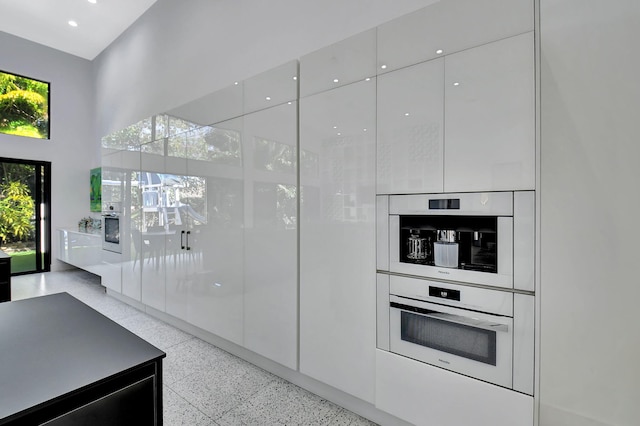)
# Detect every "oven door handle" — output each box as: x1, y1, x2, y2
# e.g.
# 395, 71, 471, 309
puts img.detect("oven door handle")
390, 301, 509, 333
